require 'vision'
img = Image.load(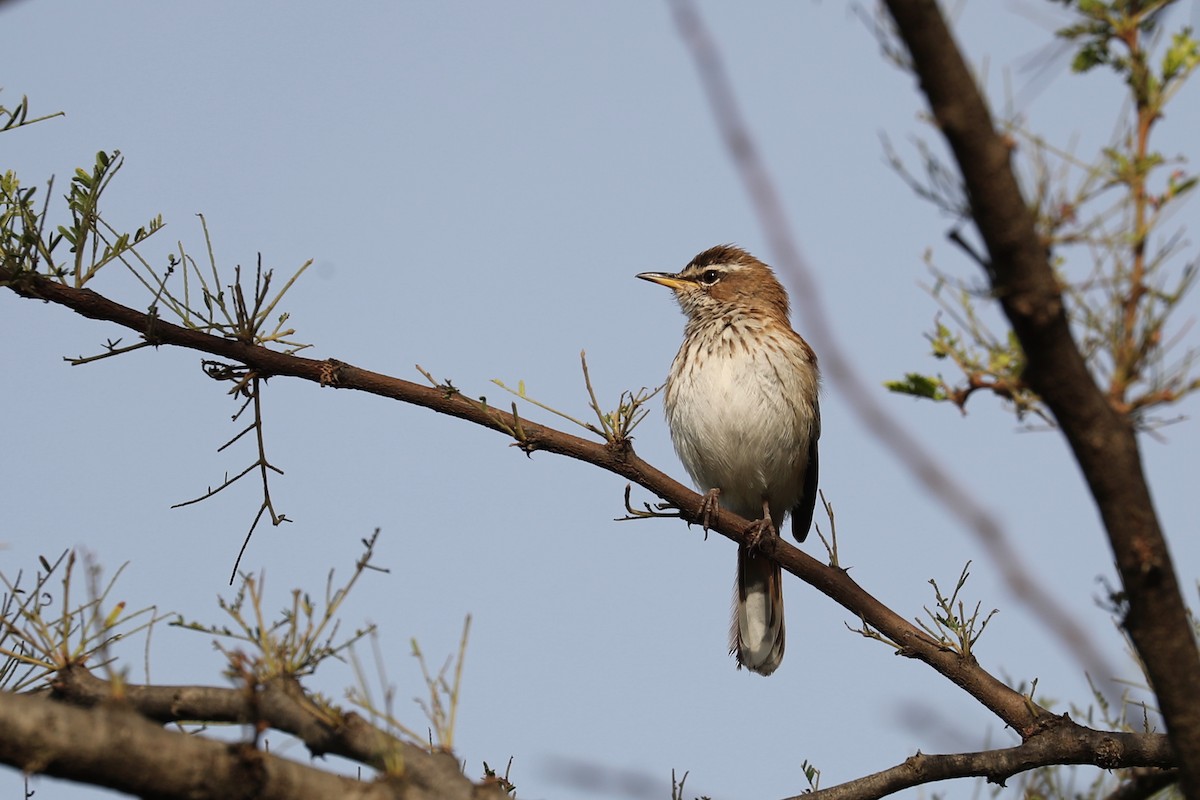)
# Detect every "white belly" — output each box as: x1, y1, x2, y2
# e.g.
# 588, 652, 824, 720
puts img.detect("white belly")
665, 332, 816, 523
